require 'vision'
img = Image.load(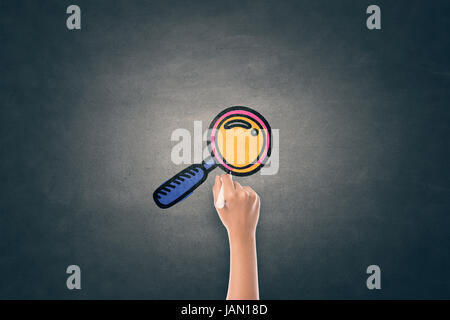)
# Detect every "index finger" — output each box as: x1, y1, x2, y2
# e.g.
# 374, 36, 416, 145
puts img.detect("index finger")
220, 173, 235, 197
